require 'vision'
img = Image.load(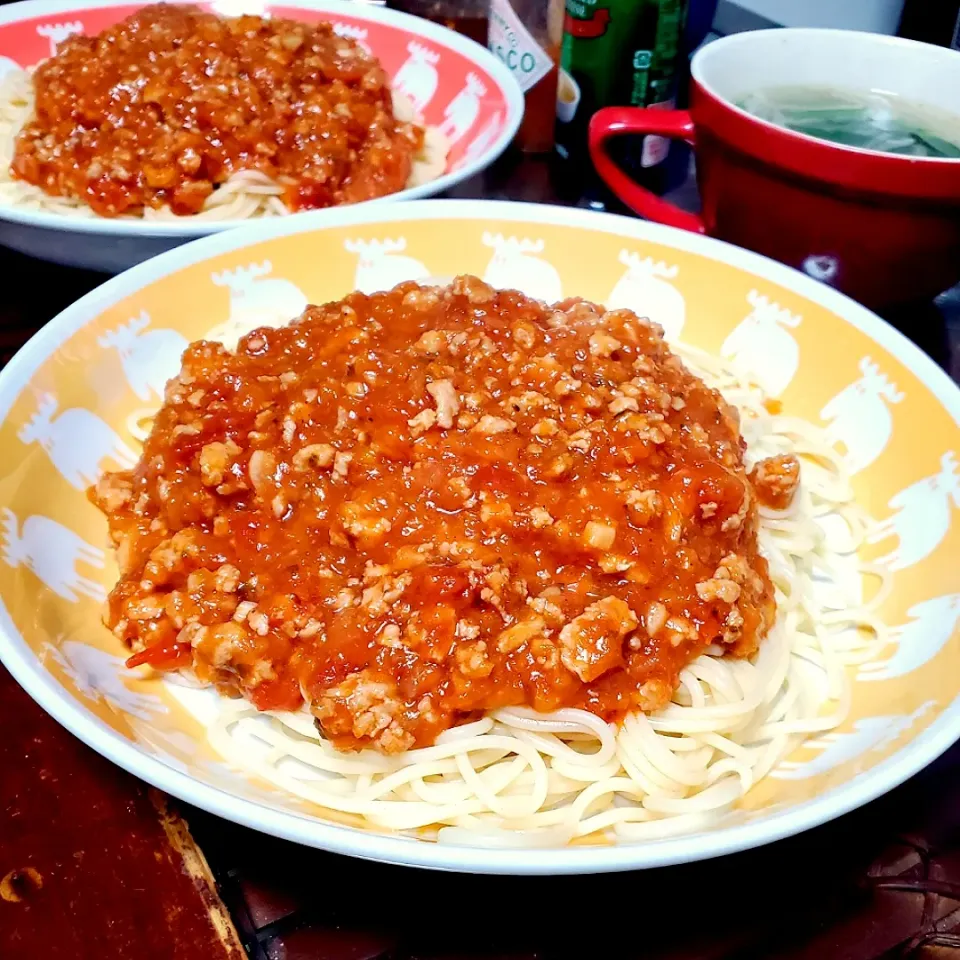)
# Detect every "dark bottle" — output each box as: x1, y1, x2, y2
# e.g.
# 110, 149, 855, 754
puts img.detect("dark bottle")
558, 0, 689, 201
898, 0, 960, 49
